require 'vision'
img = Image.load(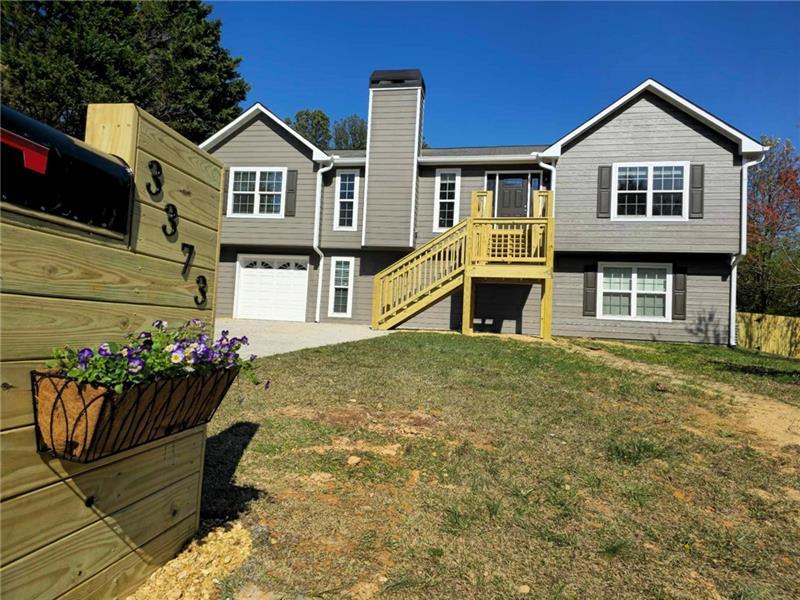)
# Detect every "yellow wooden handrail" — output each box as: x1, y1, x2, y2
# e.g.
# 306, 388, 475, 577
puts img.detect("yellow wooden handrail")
371, 190, 555, 330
